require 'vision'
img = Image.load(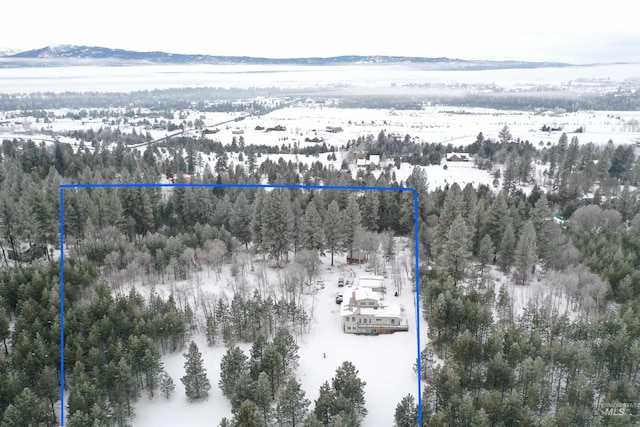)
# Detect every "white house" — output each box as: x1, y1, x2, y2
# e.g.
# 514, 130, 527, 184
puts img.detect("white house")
340, 288, 408, 335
